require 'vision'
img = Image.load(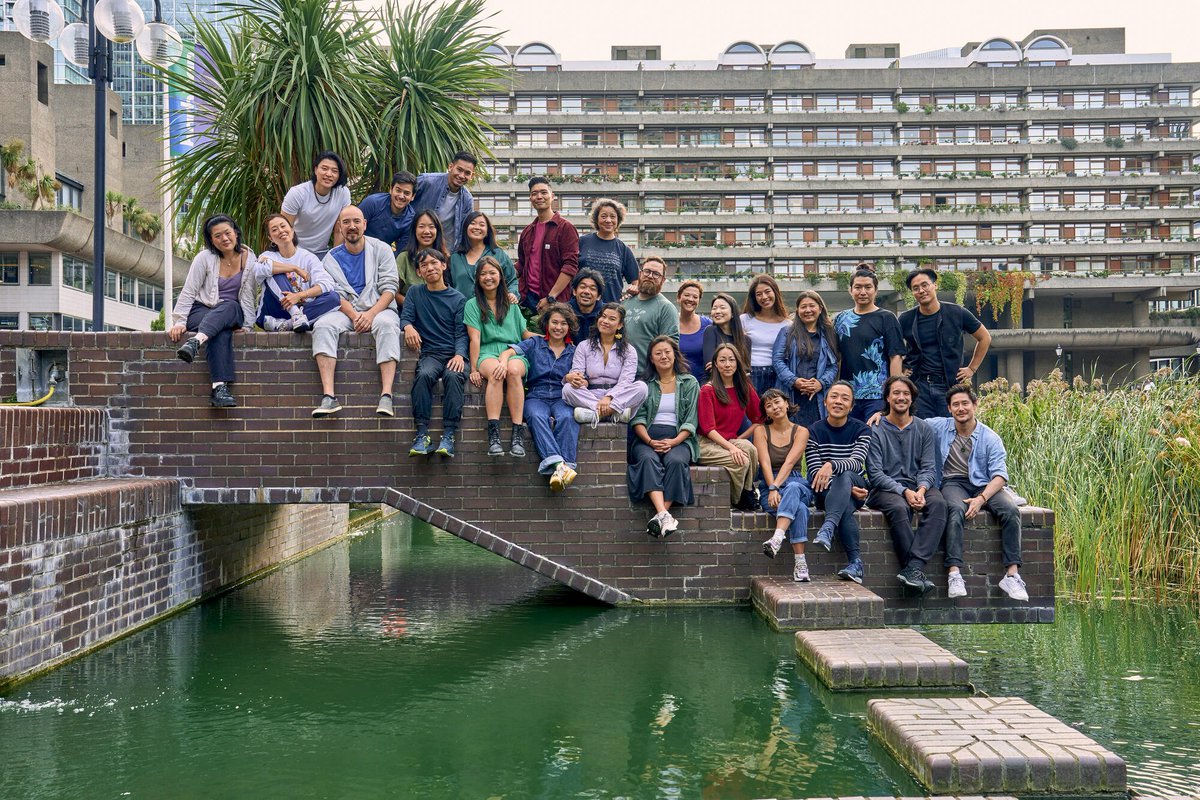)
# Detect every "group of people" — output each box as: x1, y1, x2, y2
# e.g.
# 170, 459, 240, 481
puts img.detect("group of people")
169, 150, 1028, 601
